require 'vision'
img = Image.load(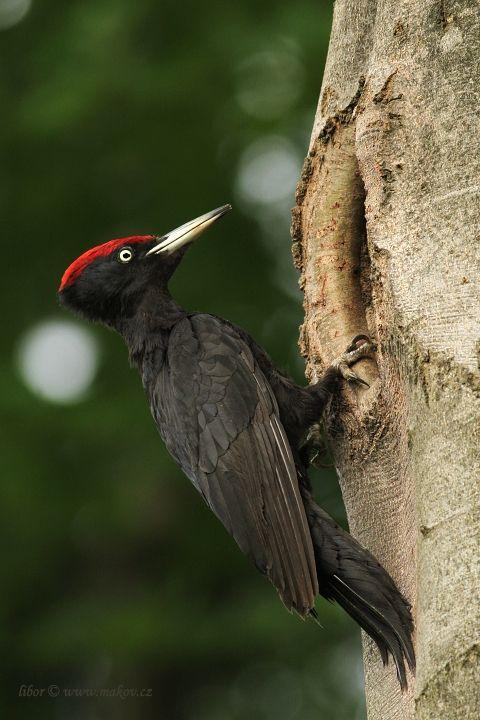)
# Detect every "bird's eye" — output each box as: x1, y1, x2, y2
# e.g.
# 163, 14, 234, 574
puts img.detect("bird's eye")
118, 247, 134, 263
